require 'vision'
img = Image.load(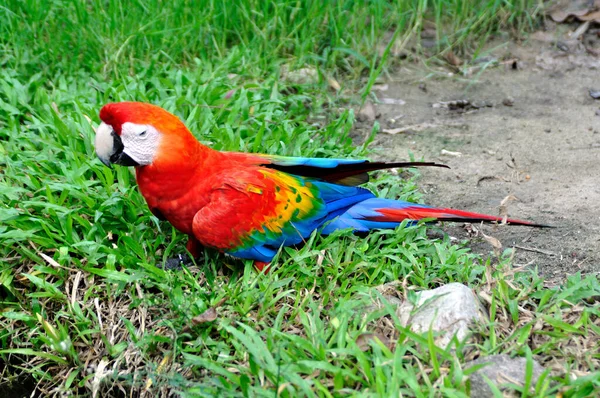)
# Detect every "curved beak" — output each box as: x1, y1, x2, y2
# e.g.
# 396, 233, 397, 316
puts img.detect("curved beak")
94, 122, 139, 167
